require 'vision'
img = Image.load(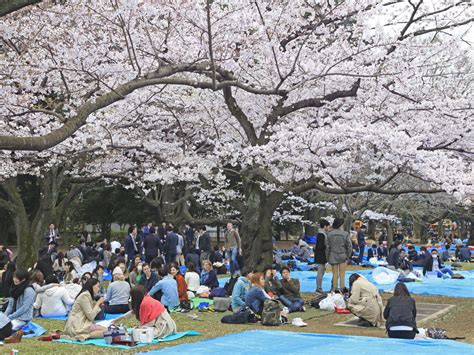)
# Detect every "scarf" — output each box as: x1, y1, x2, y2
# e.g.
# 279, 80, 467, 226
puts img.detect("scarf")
201, 270, 209, 285
10, 280, 31, 312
